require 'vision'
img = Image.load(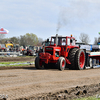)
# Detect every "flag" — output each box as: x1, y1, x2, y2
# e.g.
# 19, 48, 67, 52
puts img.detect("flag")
0, 27, 9, 34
